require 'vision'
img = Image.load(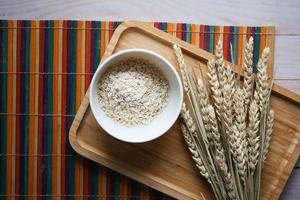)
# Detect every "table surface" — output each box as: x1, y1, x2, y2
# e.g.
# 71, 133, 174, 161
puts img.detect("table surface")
0, 0, 299, 199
